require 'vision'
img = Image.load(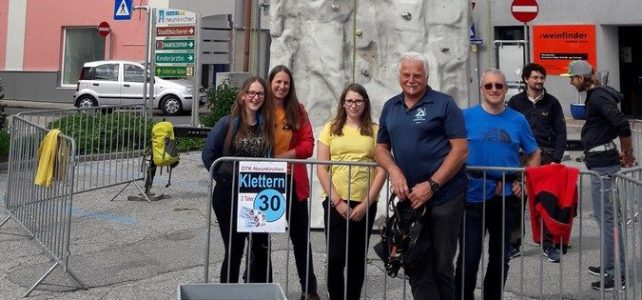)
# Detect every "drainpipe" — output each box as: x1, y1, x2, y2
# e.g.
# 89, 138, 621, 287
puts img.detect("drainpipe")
243, 0, 253, 72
